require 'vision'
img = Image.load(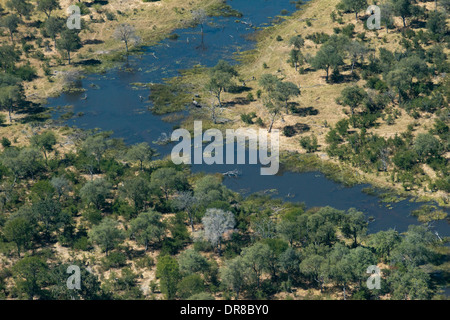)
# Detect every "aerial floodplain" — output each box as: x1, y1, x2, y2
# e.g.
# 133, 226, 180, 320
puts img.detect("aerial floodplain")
0, 0, 449, 313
